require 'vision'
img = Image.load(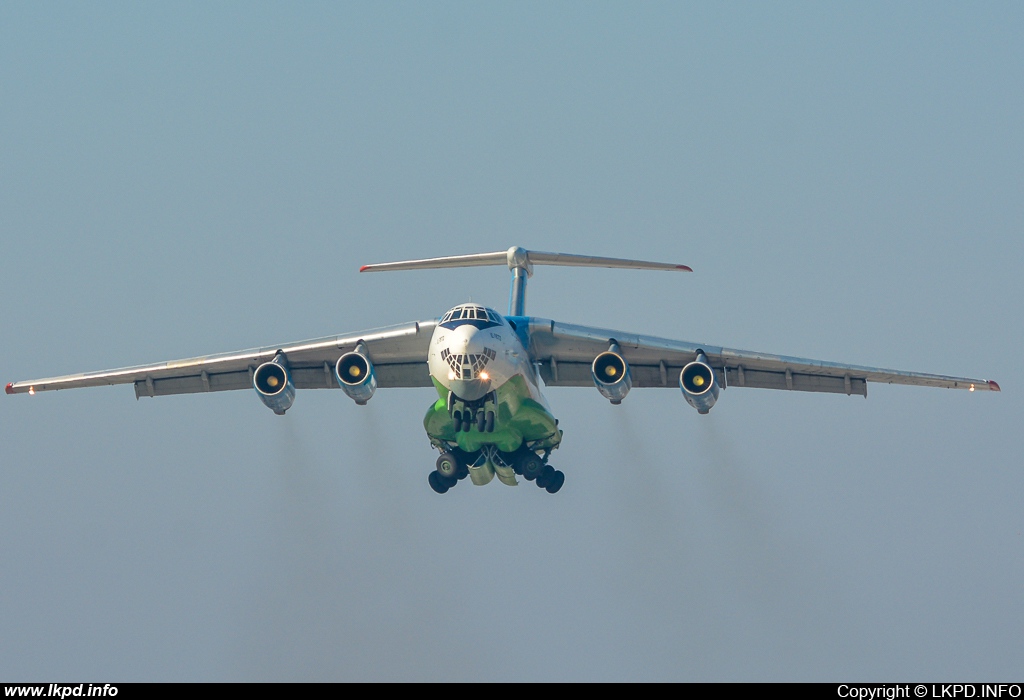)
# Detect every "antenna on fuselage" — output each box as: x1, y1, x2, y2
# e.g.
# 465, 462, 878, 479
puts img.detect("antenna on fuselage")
359, 246, 692, 316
